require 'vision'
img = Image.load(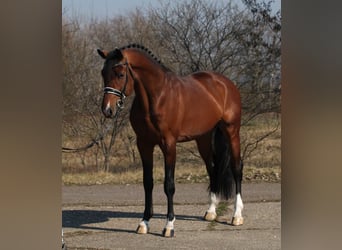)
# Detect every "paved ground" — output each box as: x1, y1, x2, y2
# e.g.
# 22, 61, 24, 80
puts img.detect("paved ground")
62, 183, 281, 249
